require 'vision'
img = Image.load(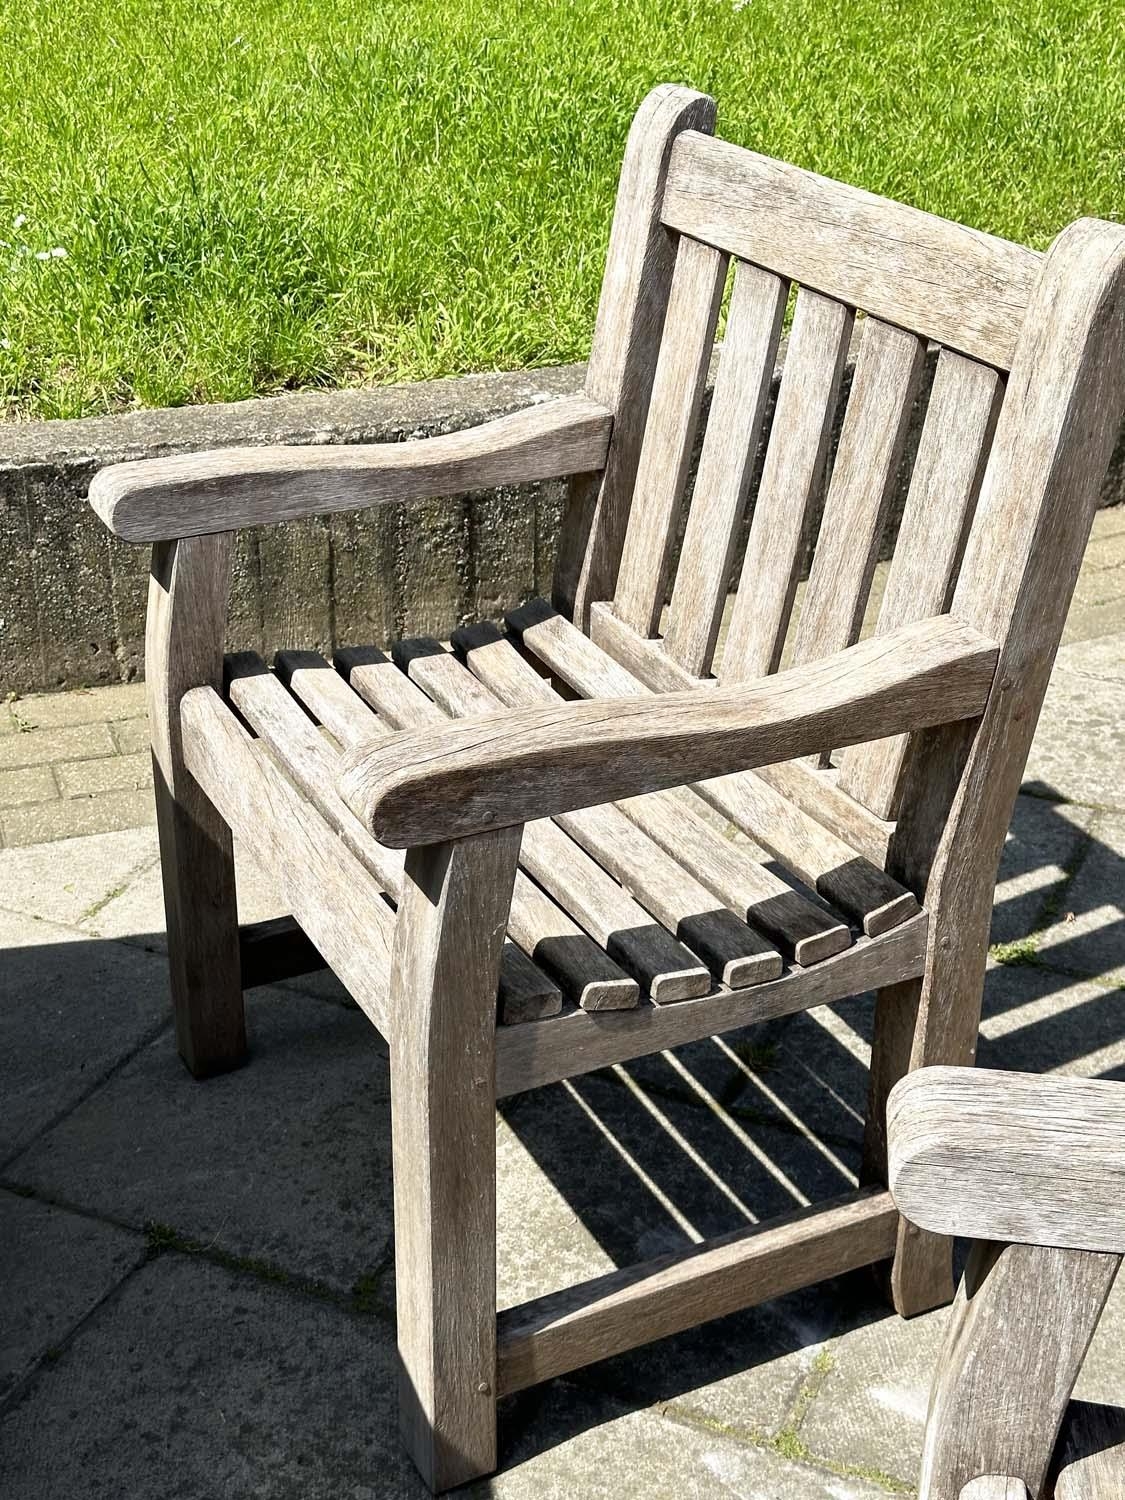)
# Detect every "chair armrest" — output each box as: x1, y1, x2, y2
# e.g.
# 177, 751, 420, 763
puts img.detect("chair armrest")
888, 1066, 1125, 1254
339, 614, 998, 846
87, 394, 612, 541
